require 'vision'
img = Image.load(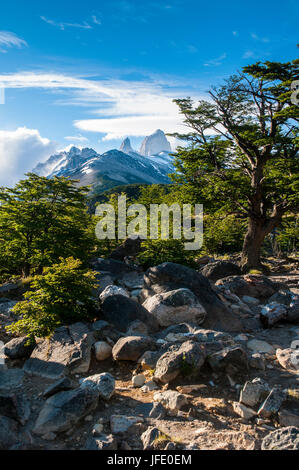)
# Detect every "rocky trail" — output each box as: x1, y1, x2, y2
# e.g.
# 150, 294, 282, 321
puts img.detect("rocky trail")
0, 258, 298, 451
